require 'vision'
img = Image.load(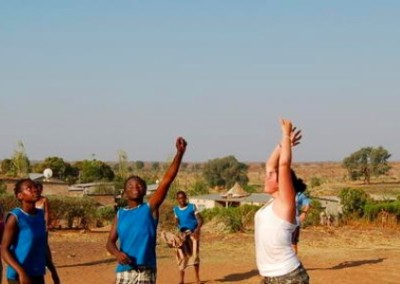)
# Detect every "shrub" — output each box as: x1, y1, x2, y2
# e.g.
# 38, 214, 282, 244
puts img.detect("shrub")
364, 201, 400, 221
0, 181, 7, 195
302, 199, 323, 227
96, 206, 116, 227
309, 177, 322, 188
202, 205, 260, 233
339, 188, 369, 218
48, 196, 98, 229
0, 194, 20, 212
